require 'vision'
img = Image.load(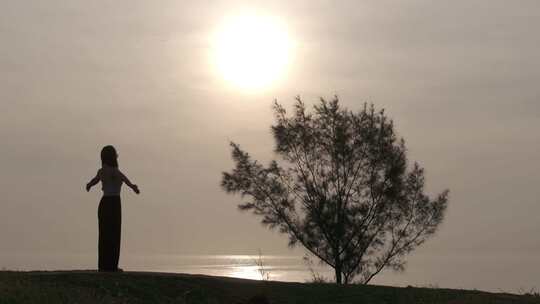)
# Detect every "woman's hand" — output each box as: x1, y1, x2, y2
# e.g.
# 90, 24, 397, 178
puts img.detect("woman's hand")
119, 171, 139, 194
86, 170, 101, 192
